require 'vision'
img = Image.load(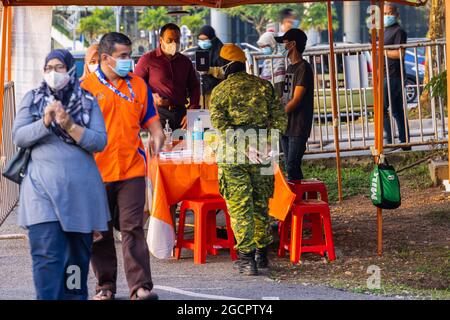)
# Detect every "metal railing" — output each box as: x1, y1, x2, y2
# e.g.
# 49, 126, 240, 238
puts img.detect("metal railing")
0, 82, 18, 227
249, 39, 448, 154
